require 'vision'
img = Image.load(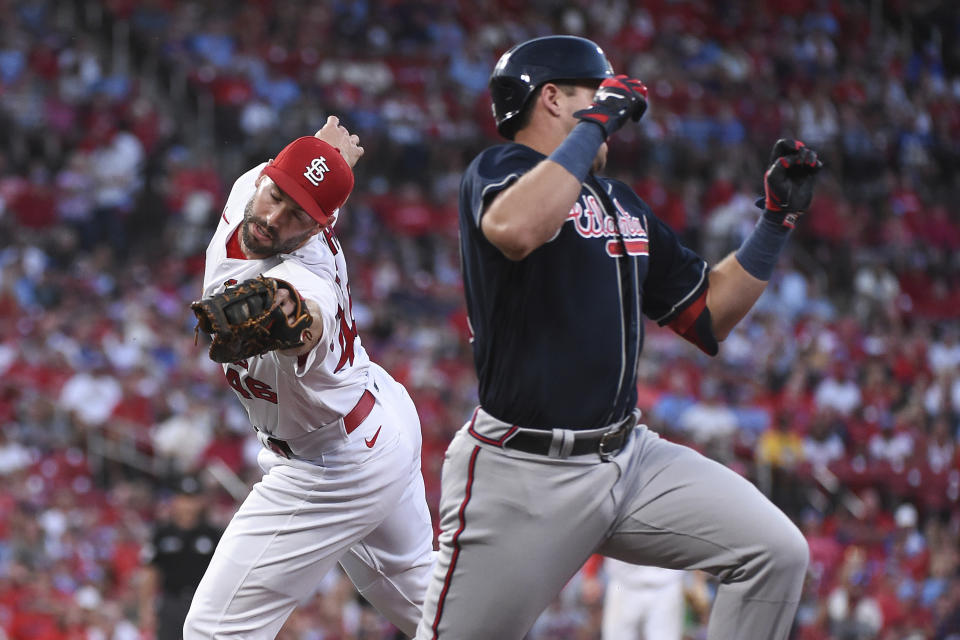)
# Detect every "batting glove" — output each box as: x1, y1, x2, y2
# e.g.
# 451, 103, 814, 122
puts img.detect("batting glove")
760, 138, 823, 228
573, 75, 648, 139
